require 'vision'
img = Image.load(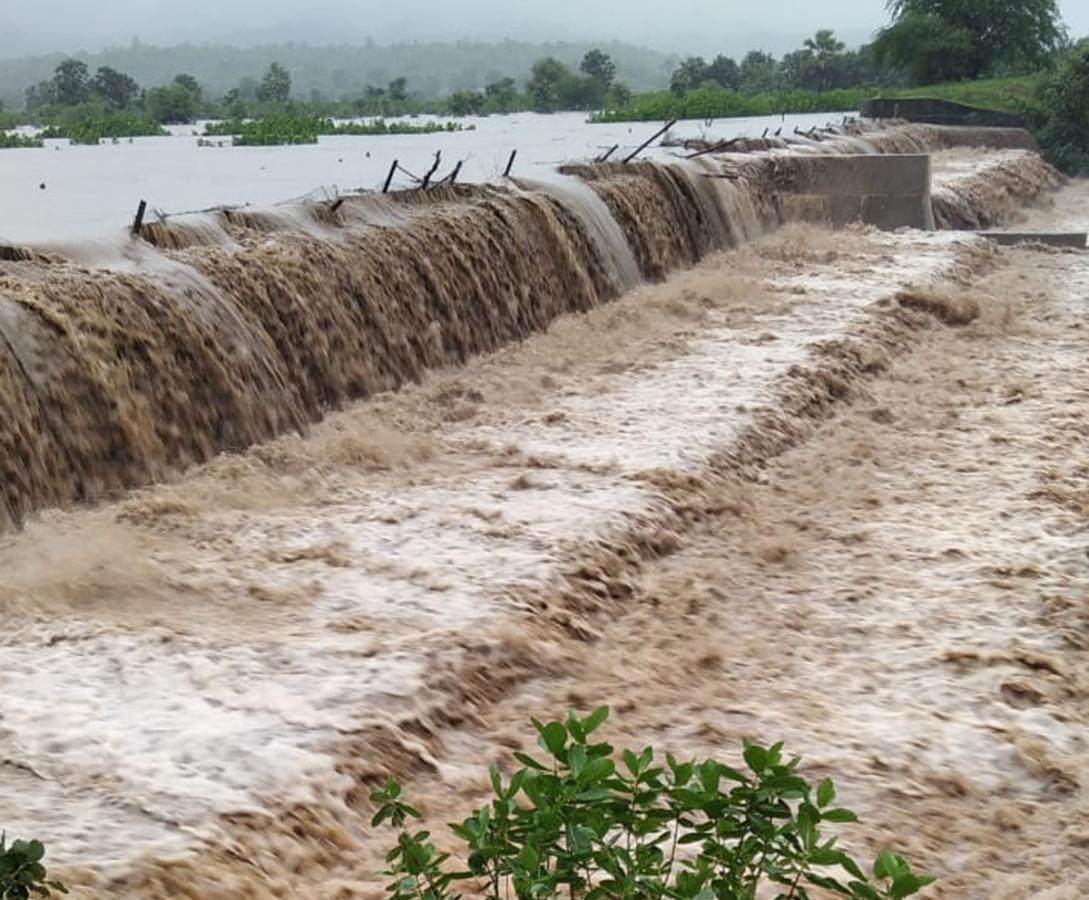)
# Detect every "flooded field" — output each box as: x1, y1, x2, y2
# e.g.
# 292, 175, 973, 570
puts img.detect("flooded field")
0, 111, 846, 246
0, 118, 1085, 898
